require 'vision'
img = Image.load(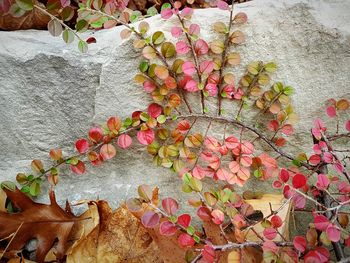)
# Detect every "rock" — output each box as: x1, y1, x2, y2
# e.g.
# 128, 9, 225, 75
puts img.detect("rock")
0, 0, 349, 210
